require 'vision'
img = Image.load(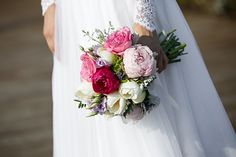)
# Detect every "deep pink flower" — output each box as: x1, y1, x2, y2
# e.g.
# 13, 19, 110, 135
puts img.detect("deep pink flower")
92, 66, 120, 94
